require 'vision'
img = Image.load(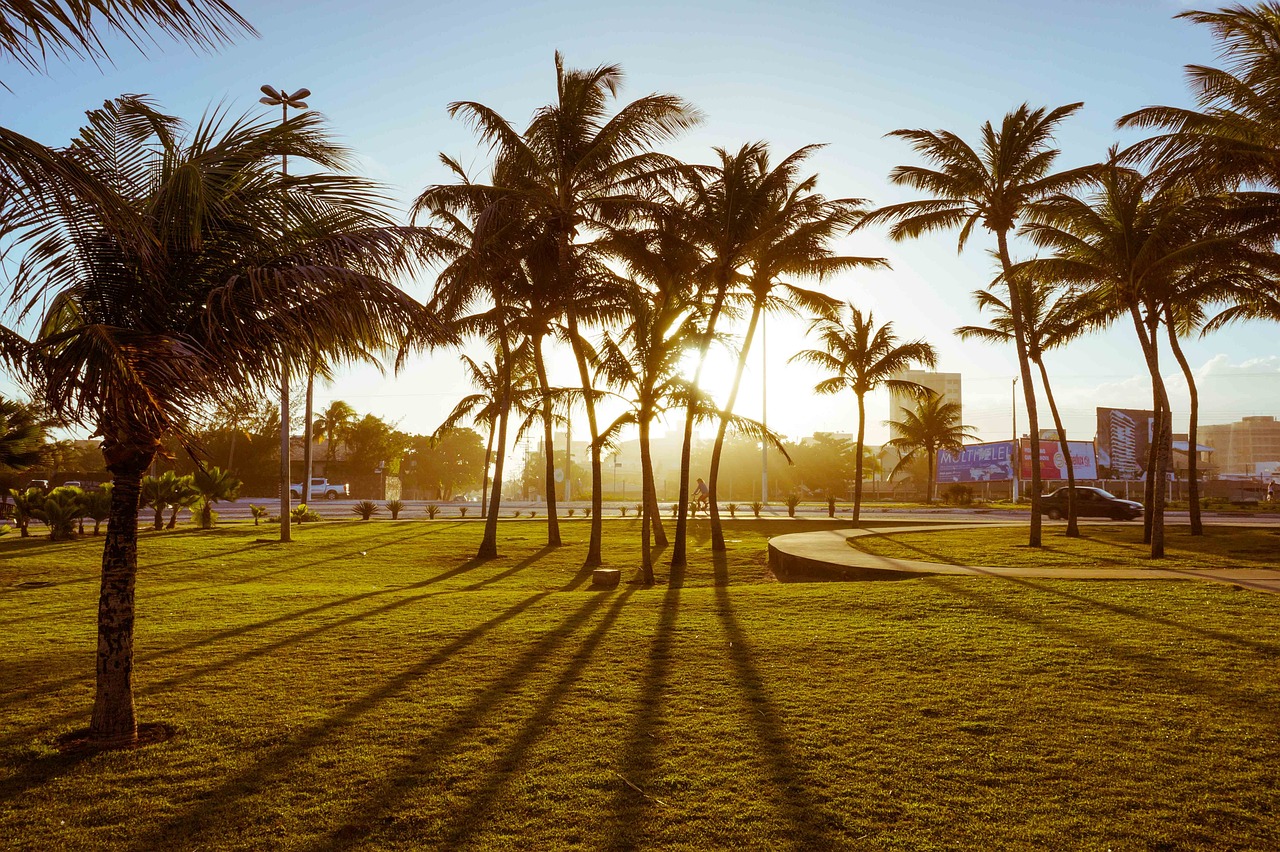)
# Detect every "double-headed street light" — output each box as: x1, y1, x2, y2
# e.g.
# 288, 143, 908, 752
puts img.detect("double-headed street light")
259, 84, 310, 543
